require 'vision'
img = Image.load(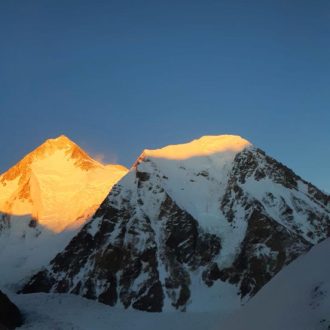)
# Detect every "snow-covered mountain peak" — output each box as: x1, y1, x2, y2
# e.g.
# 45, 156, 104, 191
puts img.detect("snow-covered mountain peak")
28, 134, 100, 171
38, 135, 80, 157
0, 136, 129, 287
44, 134, 74, 146
23, 134, 329, 313
140, 134, 251, 162
0, 135, 96, 185
0, 135, 127, 232
132, 135, 252, 237
0, 136, 128, 233
49, 134, 72, 143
